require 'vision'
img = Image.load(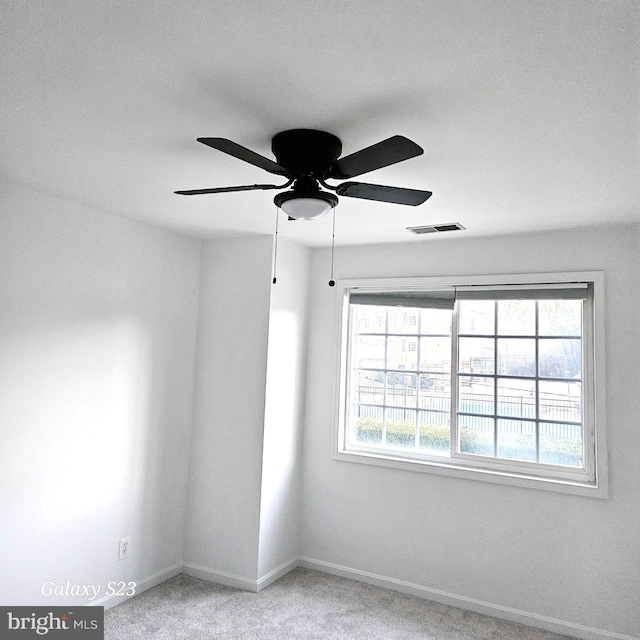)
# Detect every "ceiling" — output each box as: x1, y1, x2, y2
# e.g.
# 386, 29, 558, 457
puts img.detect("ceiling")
2, 0, 638, 247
